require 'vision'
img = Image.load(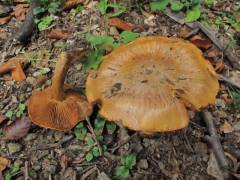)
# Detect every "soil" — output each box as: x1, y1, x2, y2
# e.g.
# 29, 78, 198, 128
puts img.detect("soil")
0, 0, 240, 180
